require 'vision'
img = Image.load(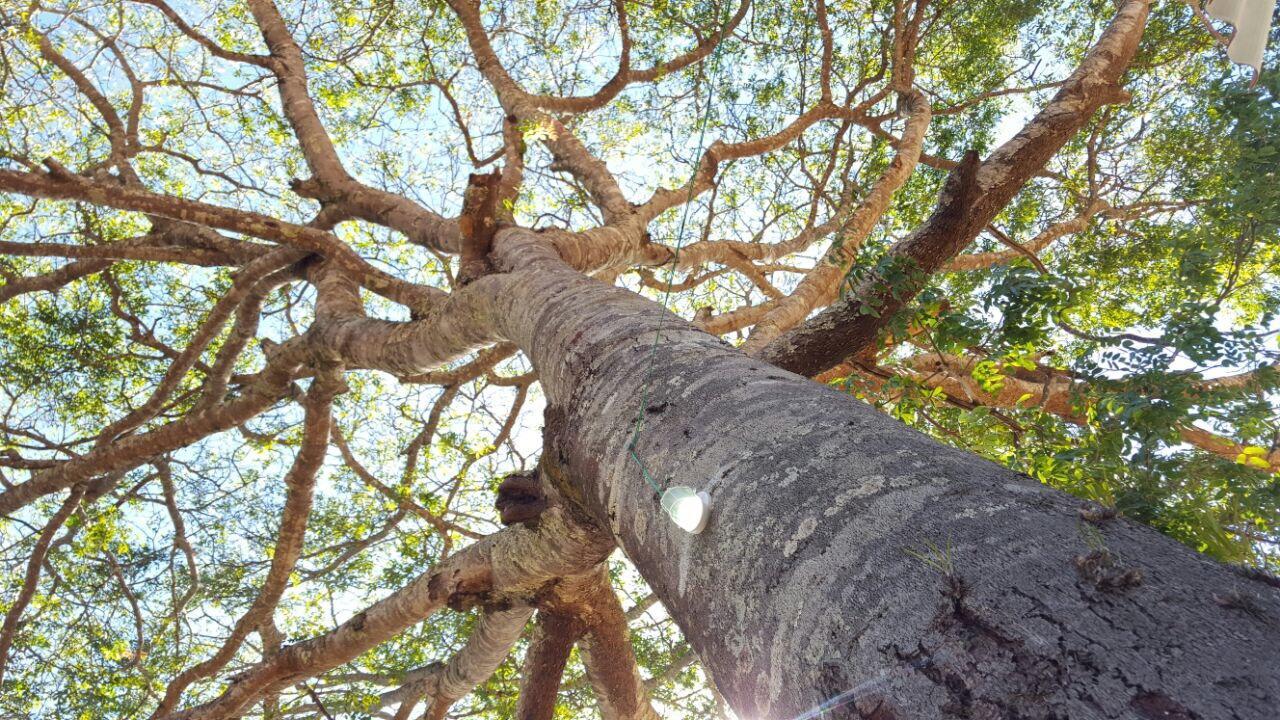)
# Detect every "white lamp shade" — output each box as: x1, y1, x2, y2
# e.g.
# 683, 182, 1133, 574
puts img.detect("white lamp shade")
660, 486, 711, 534
1207, 0, 1276, 76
